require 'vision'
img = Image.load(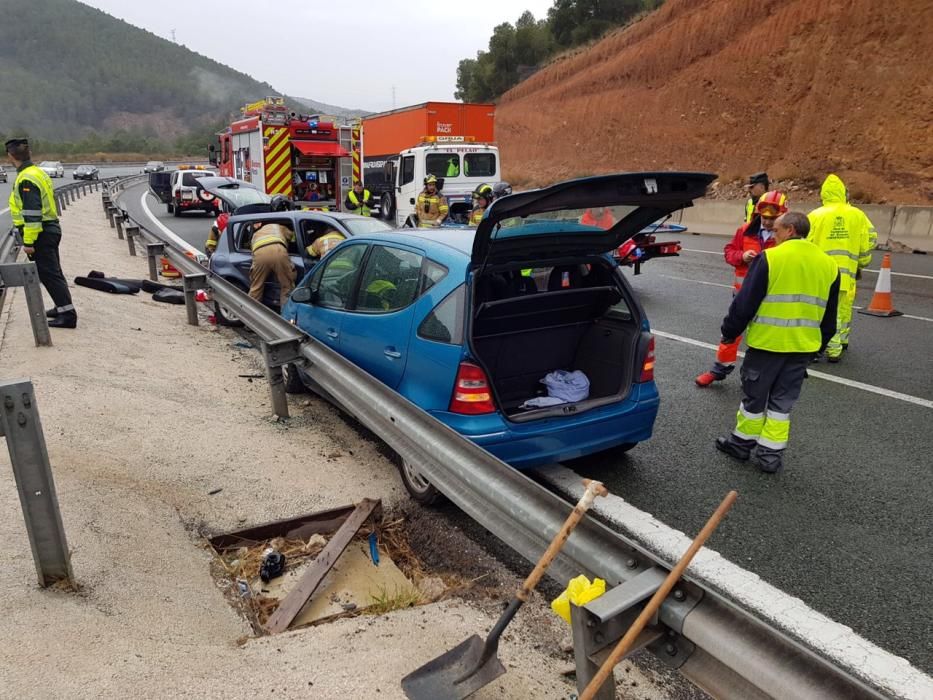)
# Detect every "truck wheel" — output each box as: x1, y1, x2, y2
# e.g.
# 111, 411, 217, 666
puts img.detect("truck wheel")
380, 192, 395, 222
283, 363, 308, 394
166, 202, 174, 214
398, 458, 443, 505
214, 299, 244, 328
